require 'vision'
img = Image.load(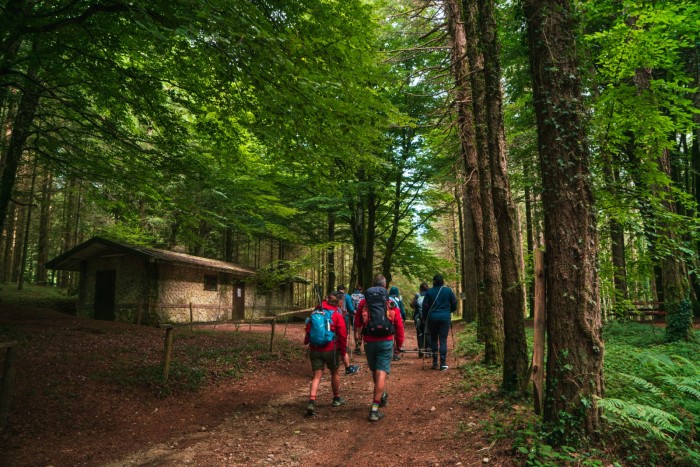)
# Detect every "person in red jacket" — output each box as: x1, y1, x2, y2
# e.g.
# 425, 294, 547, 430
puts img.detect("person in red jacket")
304, 294, 347, 416
354, 274, 405, 421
